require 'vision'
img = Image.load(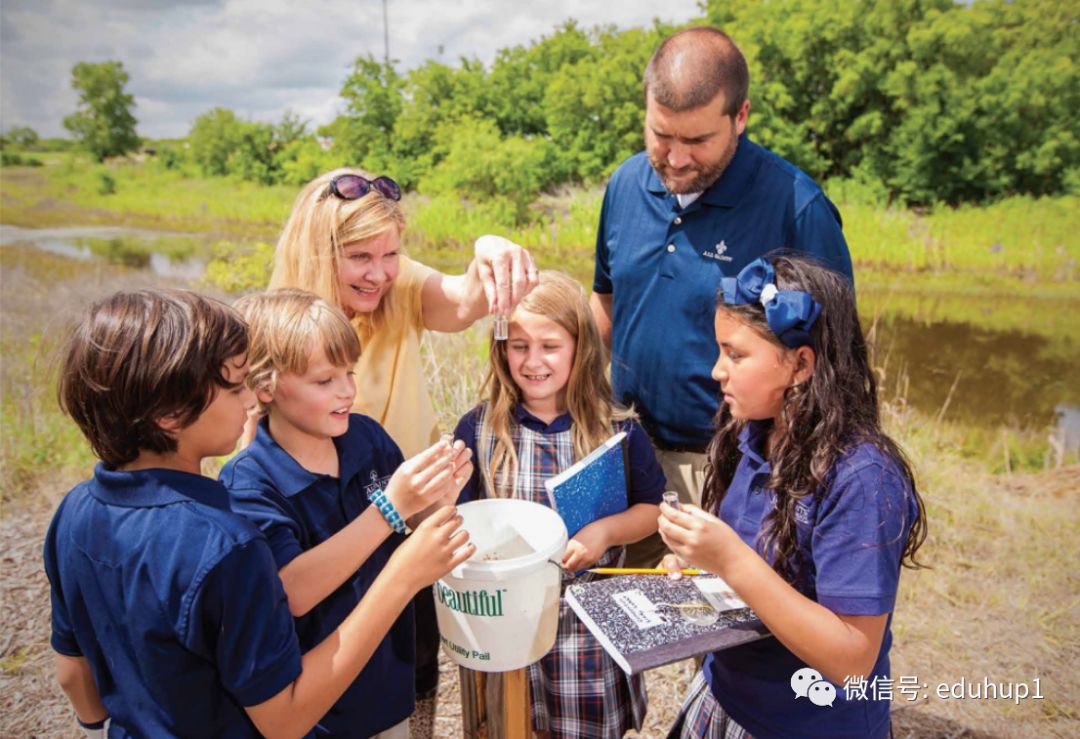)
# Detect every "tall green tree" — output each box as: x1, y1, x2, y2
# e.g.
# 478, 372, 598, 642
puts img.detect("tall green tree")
391, 58, 493, 186
62, 61, 139, 161
335, 55, 404, 172
544, 25, 670, 180
189, 107, 245, 176
487, 20, 595, 137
